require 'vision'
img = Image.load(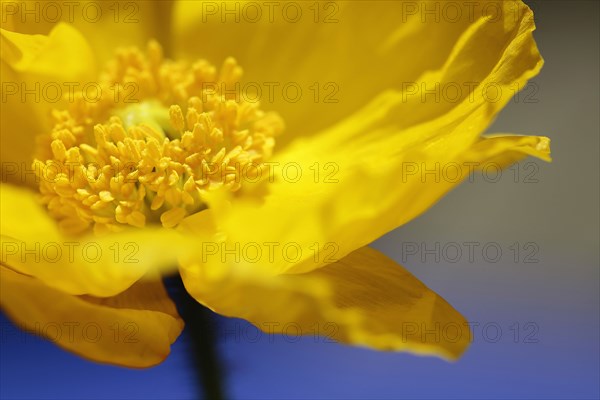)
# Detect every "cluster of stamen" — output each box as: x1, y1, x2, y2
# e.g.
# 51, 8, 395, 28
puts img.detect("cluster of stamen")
33, 42, 284, 235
